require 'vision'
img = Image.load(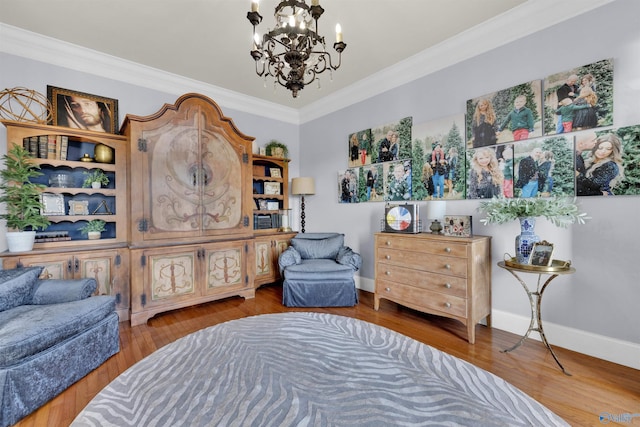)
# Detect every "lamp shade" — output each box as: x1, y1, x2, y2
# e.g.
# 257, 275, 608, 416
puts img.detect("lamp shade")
291, 177, 316, 195
425, 200, 446, 220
